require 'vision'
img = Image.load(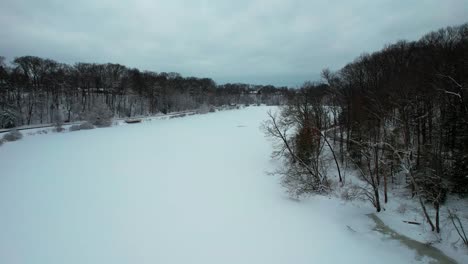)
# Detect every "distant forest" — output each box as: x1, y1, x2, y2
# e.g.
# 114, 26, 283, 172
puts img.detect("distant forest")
0, 56, 288, 128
